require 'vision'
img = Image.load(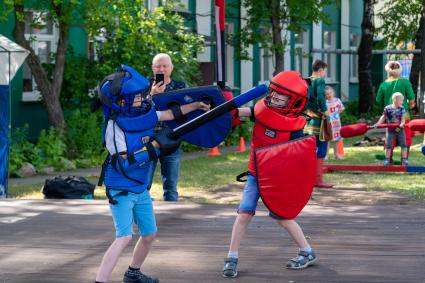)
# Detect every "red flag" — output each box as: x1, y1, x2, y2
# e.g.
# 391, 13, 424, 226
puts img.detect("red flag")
215, 0, 225, 31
